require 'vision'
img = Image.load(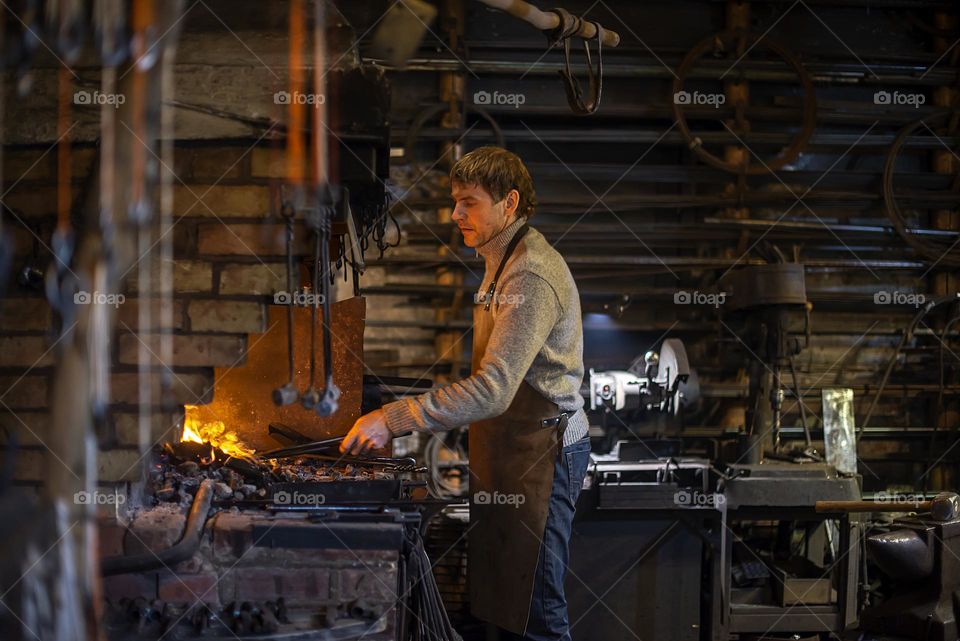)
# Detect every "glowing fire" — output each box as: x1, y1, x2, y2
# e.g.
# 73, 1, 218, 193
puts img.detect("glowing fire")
181, 406, 257, 460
